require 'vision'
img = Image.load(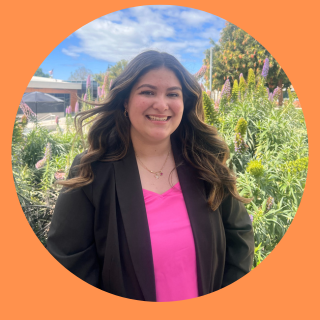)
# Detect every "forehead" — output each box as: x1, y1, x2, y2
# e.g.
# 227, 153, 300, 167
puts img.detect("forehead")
134, 67, 181, 88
